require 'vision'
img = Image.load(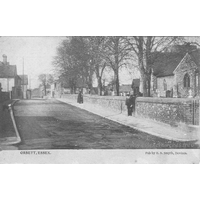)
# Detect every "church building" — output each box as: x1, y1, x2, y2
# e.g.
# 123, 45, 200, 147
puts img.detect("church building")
150, 49, 200, 98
